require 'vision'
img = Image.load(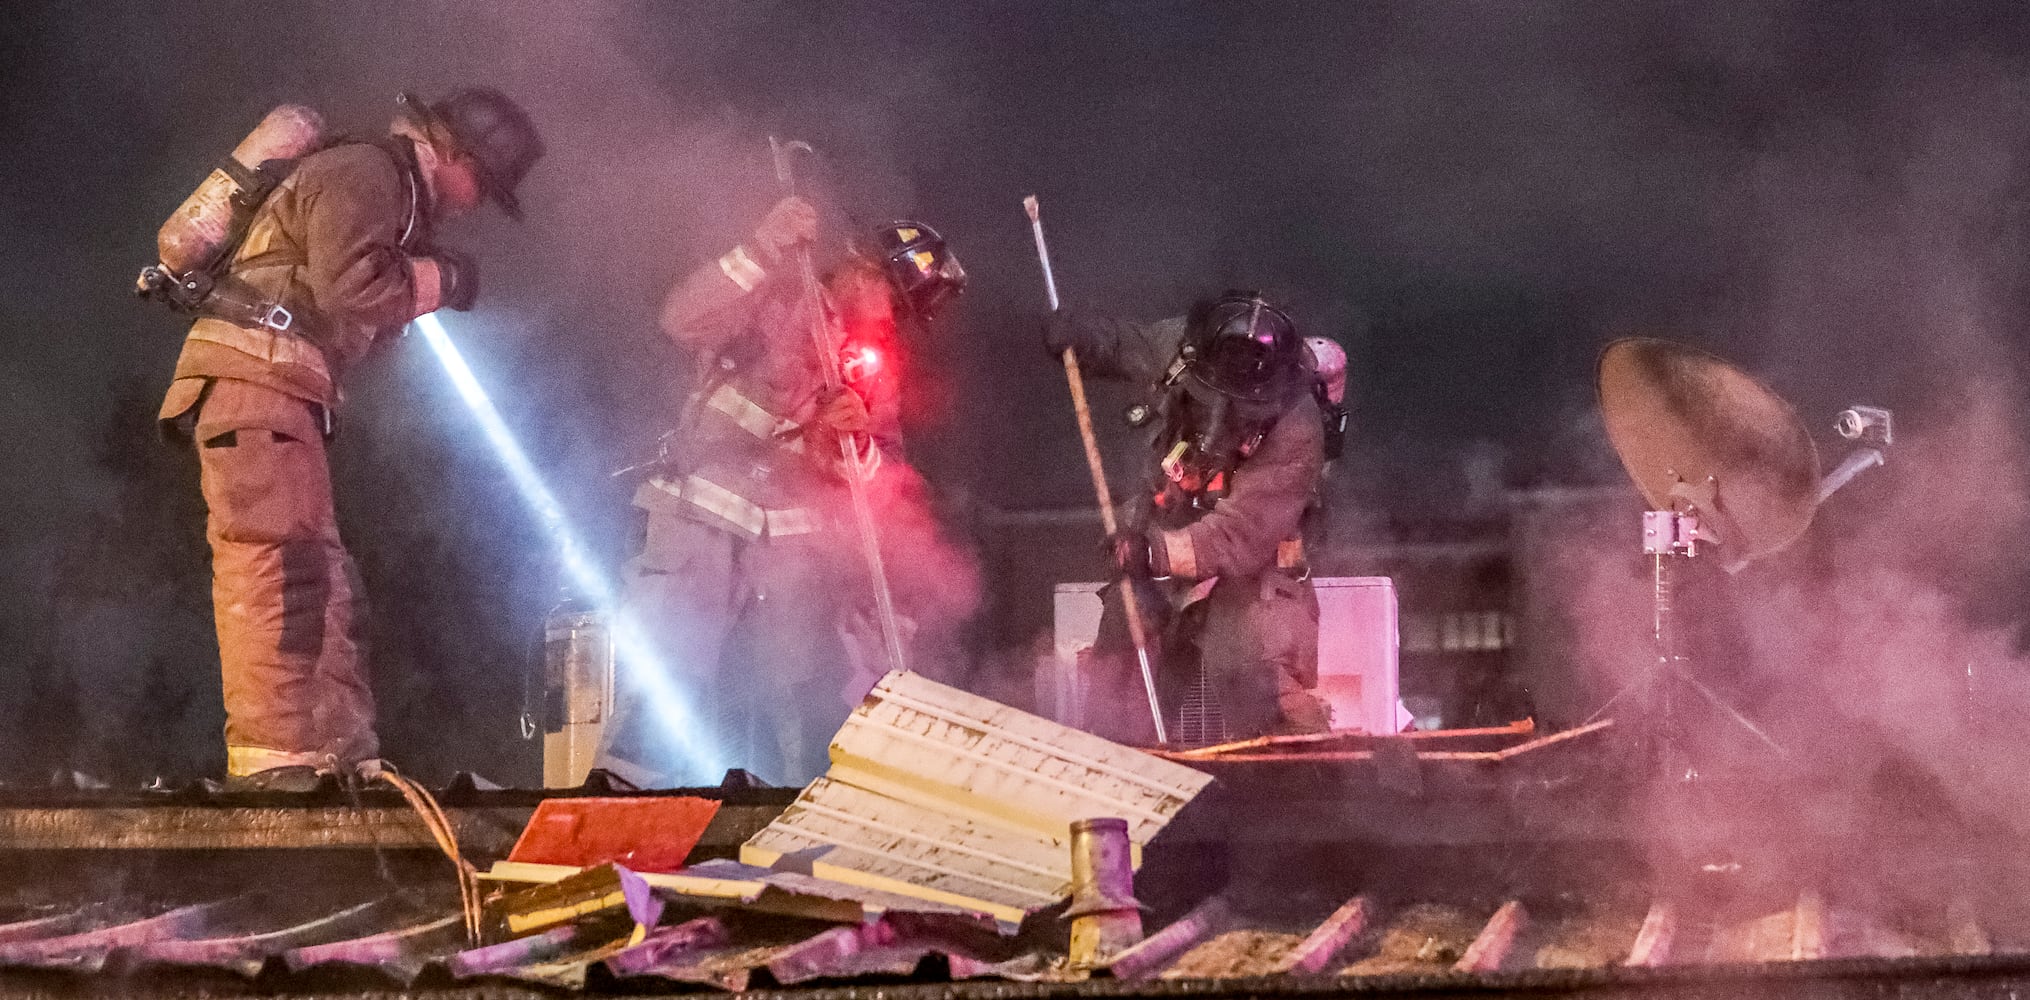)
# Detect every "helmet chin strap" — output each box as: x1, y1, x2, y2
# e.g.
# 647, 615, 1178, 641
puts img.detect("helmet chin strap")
390, 119, 447, 220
